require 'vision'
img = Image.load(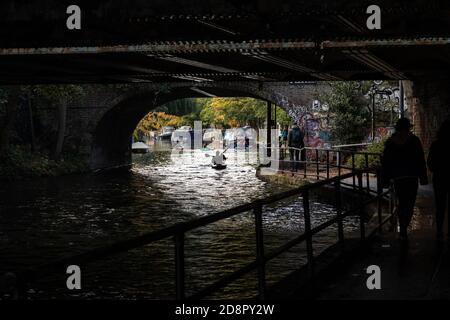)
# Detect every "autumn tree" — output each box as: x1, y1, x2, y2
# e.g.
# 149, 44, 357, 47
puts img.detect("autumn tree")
200, 97, 290, 129
134, 112, 182, 139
